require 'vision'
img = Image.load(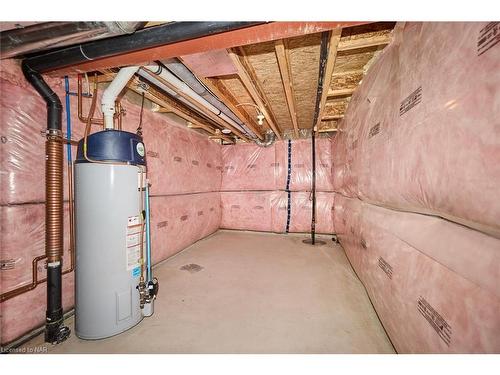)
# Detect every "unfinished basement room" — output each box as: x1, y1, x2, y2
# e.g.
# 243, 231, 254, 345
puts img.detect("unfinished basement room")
1, 2, 499, 371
